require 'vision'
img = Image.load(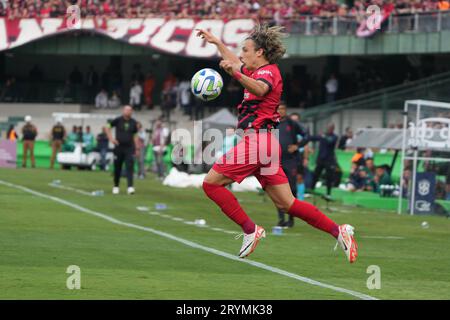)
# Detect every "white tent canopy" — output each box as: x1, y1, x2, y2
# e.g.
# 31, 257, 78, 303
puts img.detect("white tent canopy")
201, 108, 238, 131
